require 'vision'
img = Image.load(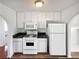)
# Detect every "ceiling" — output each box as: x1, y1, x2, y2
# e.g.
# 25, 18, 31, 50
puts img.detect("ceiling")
0, 0, 79, 11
